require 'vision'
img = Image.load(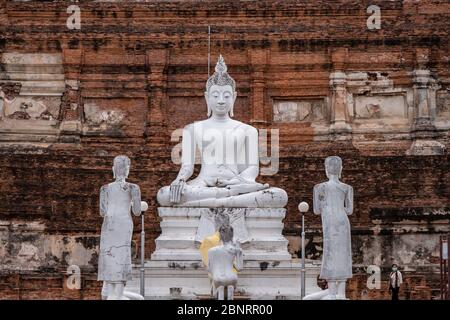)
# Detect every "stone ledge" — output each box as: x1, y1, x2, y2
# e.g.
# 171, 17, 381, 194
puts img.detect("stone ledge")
152, 206, 291, 262
128, 260, 321, 299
